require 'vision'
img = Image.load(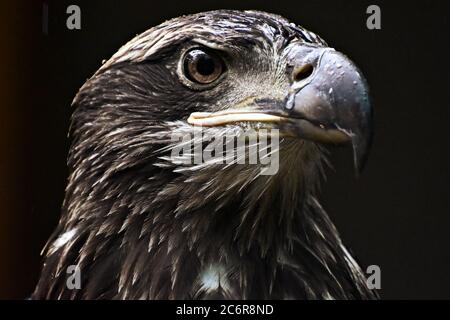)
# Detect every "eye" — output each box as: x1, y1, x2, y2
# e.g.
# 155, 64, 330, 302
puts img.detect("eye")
183, 49, 225, 84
